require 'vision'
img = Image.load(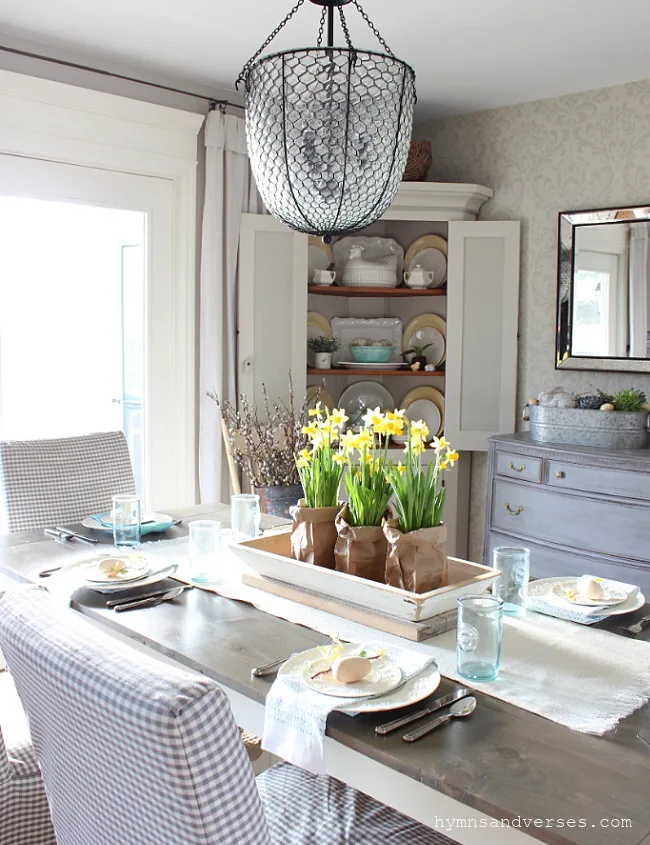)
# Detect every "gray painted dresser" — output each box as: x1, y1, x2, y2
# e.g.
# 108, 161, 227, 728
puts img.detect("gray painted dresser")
484, 433, 650, 593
